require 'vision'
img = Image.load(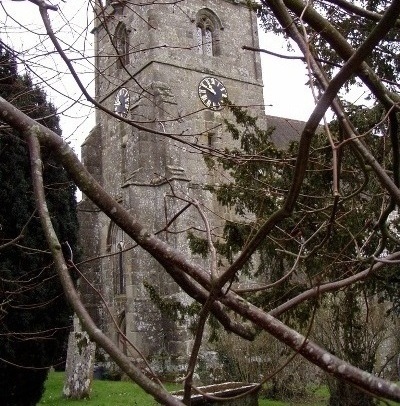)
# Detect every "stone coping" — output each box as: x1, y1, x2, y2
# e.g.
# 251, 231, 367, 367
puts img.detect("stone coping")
172, 381, 259, 400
